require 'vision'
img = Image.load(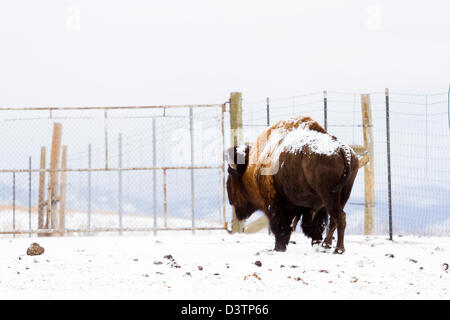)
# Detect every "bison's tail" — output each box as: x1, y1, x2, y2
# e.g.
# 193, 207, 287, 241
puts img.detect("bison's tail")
332, 145, 351, 193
